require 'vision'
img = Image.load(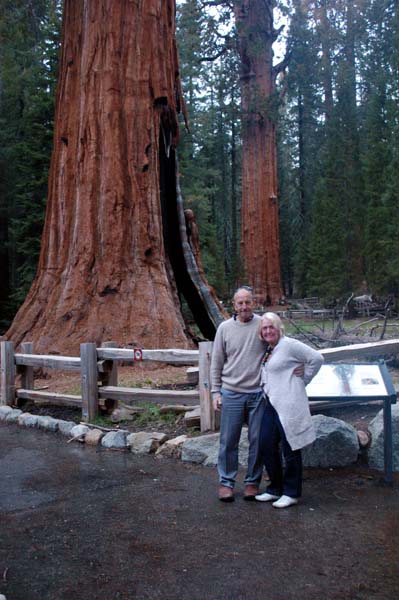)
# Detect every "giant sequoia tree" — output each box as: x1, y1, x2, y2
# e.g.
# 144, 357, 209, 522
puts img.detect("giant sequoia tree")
5, 0, 224, 354
234, 0, 284, 304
